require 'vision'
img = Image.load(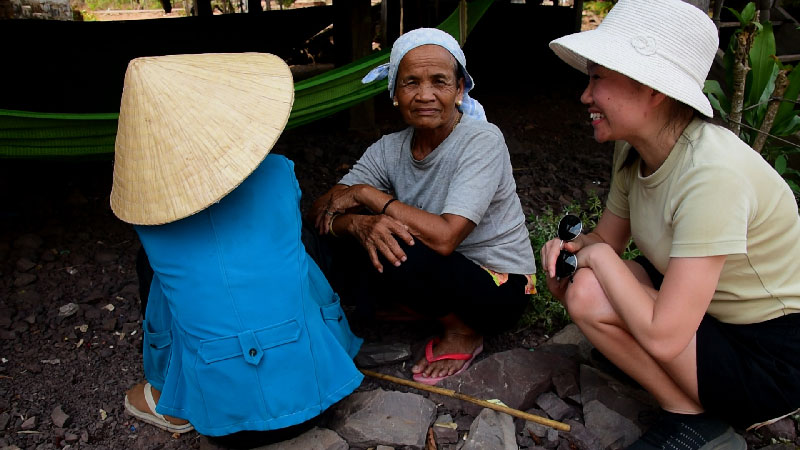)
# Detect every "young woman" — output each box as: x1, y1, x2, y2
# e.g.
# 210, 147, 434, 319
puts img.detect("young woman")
541, 0, 800, 448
